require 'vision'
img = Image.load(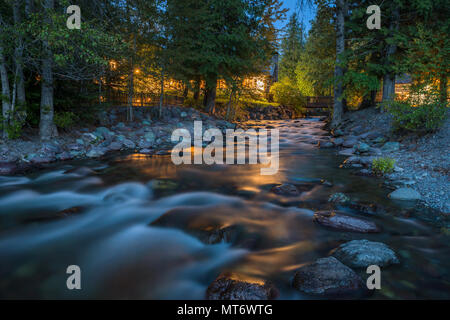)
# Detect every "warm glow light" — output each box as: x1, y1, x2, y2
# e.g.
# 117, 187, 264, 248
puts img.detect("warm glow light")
135, 68, 140, 74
